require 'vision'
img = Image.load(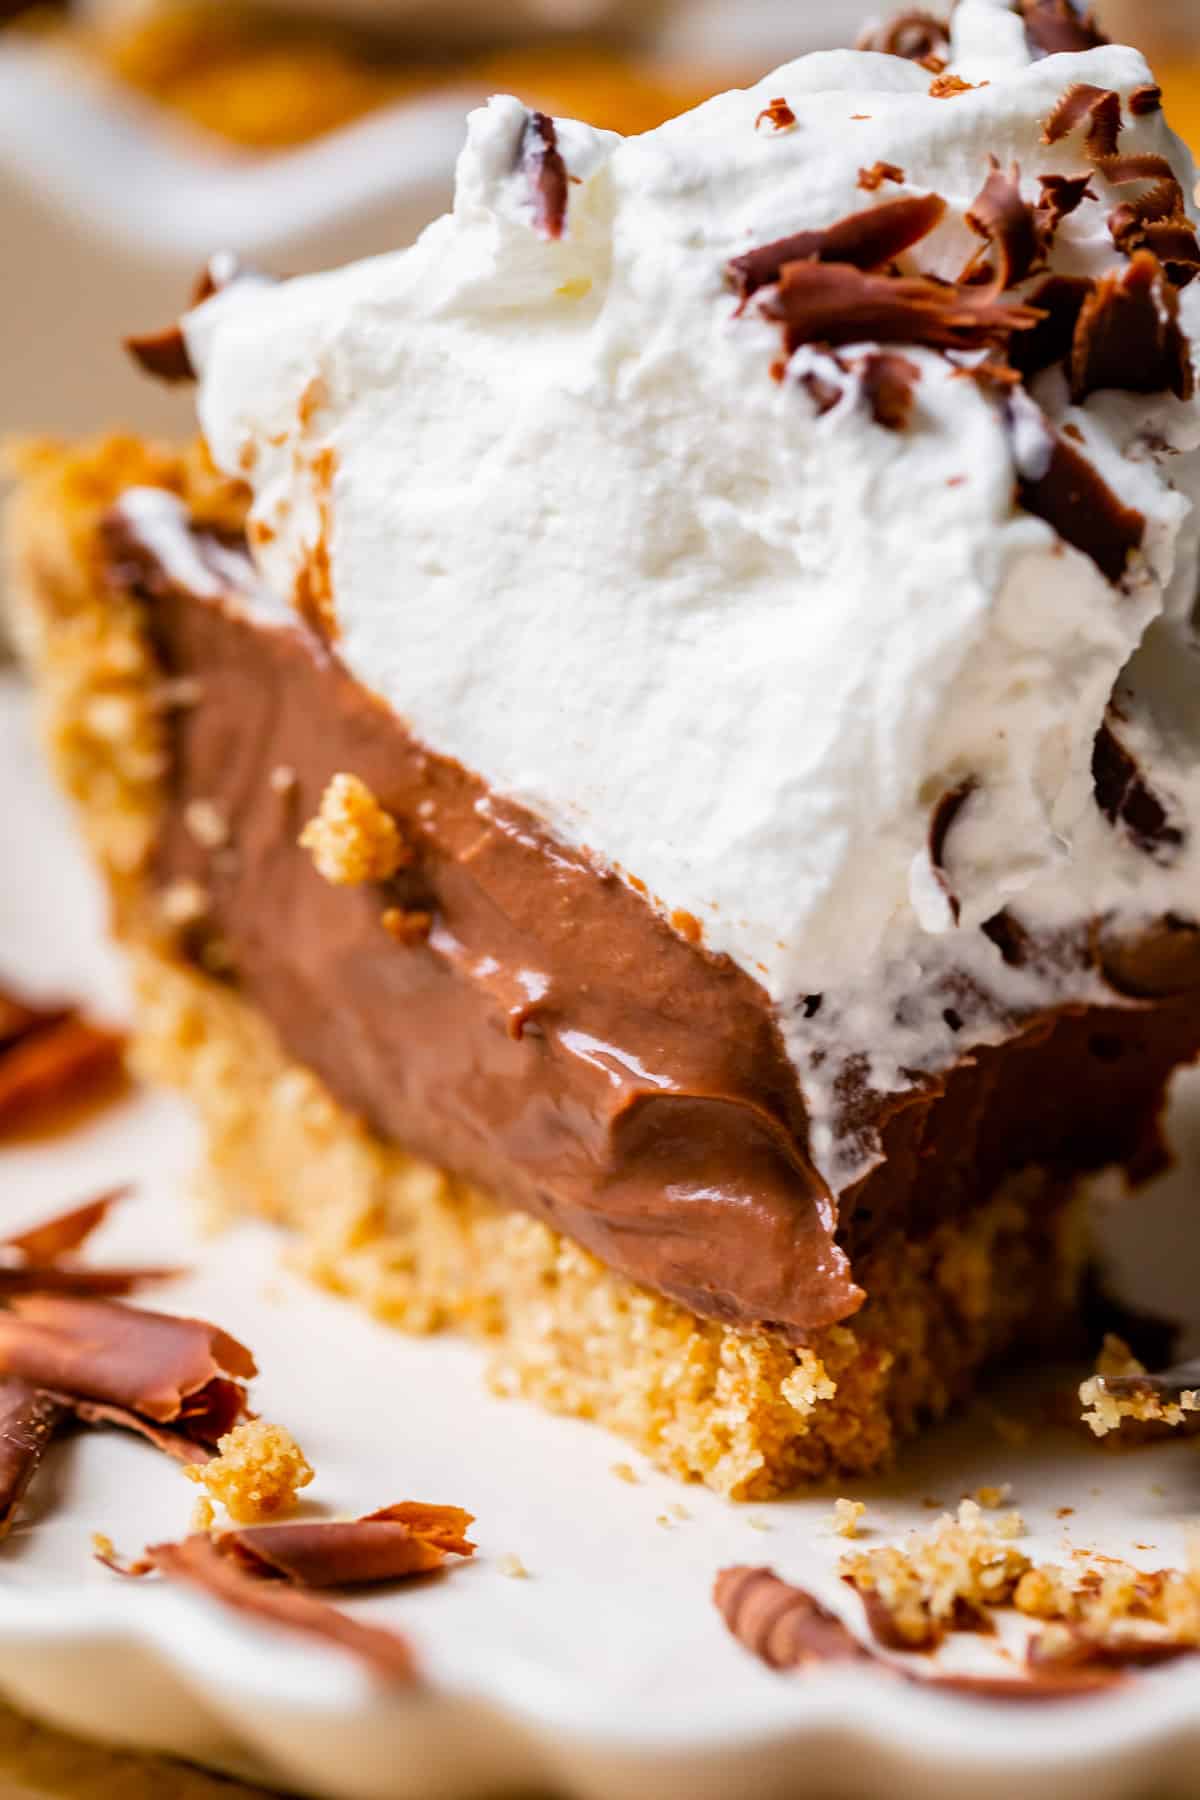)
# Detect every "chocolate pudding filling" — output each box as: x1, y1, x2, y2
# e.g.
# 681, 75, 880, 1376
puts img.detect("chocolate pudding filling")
103, 492, 1200, 1342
